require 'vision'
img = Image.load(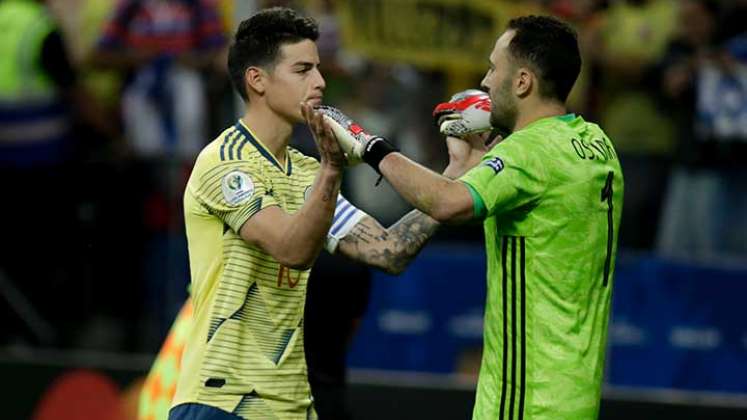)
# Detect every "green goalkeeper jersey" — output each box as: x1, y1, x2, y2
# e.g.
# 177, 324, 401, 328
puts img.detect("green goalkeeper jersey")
460, 114, 623, 420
